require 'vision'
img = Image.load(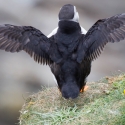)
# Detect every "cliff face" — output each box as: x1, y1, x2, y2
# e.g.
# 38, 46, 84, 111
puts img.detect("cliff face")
0, 0, 125, 125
